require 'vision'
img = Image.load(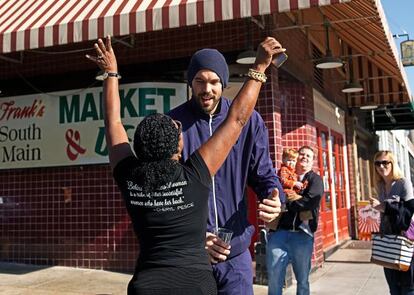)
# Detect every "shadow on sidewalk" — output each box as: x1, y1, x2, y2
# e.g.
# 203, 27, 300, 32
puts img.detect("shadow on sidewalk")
325, 240, 372, 263
0, 261, 53, 275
